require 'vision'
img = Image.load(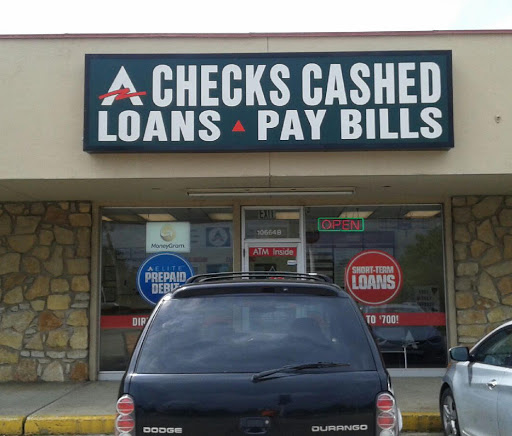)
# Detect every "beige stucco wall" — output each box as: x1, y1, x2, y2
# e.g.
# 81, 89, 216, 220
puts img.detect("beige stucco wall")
0, 32, 510, 198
